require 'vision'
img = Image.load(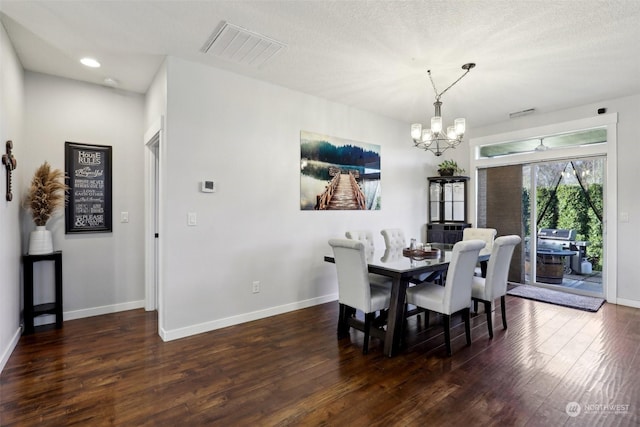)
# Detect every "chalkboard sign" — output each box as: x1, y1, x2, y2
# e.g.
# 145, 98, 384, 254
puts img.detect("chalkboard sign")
65, 142, 112, 233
